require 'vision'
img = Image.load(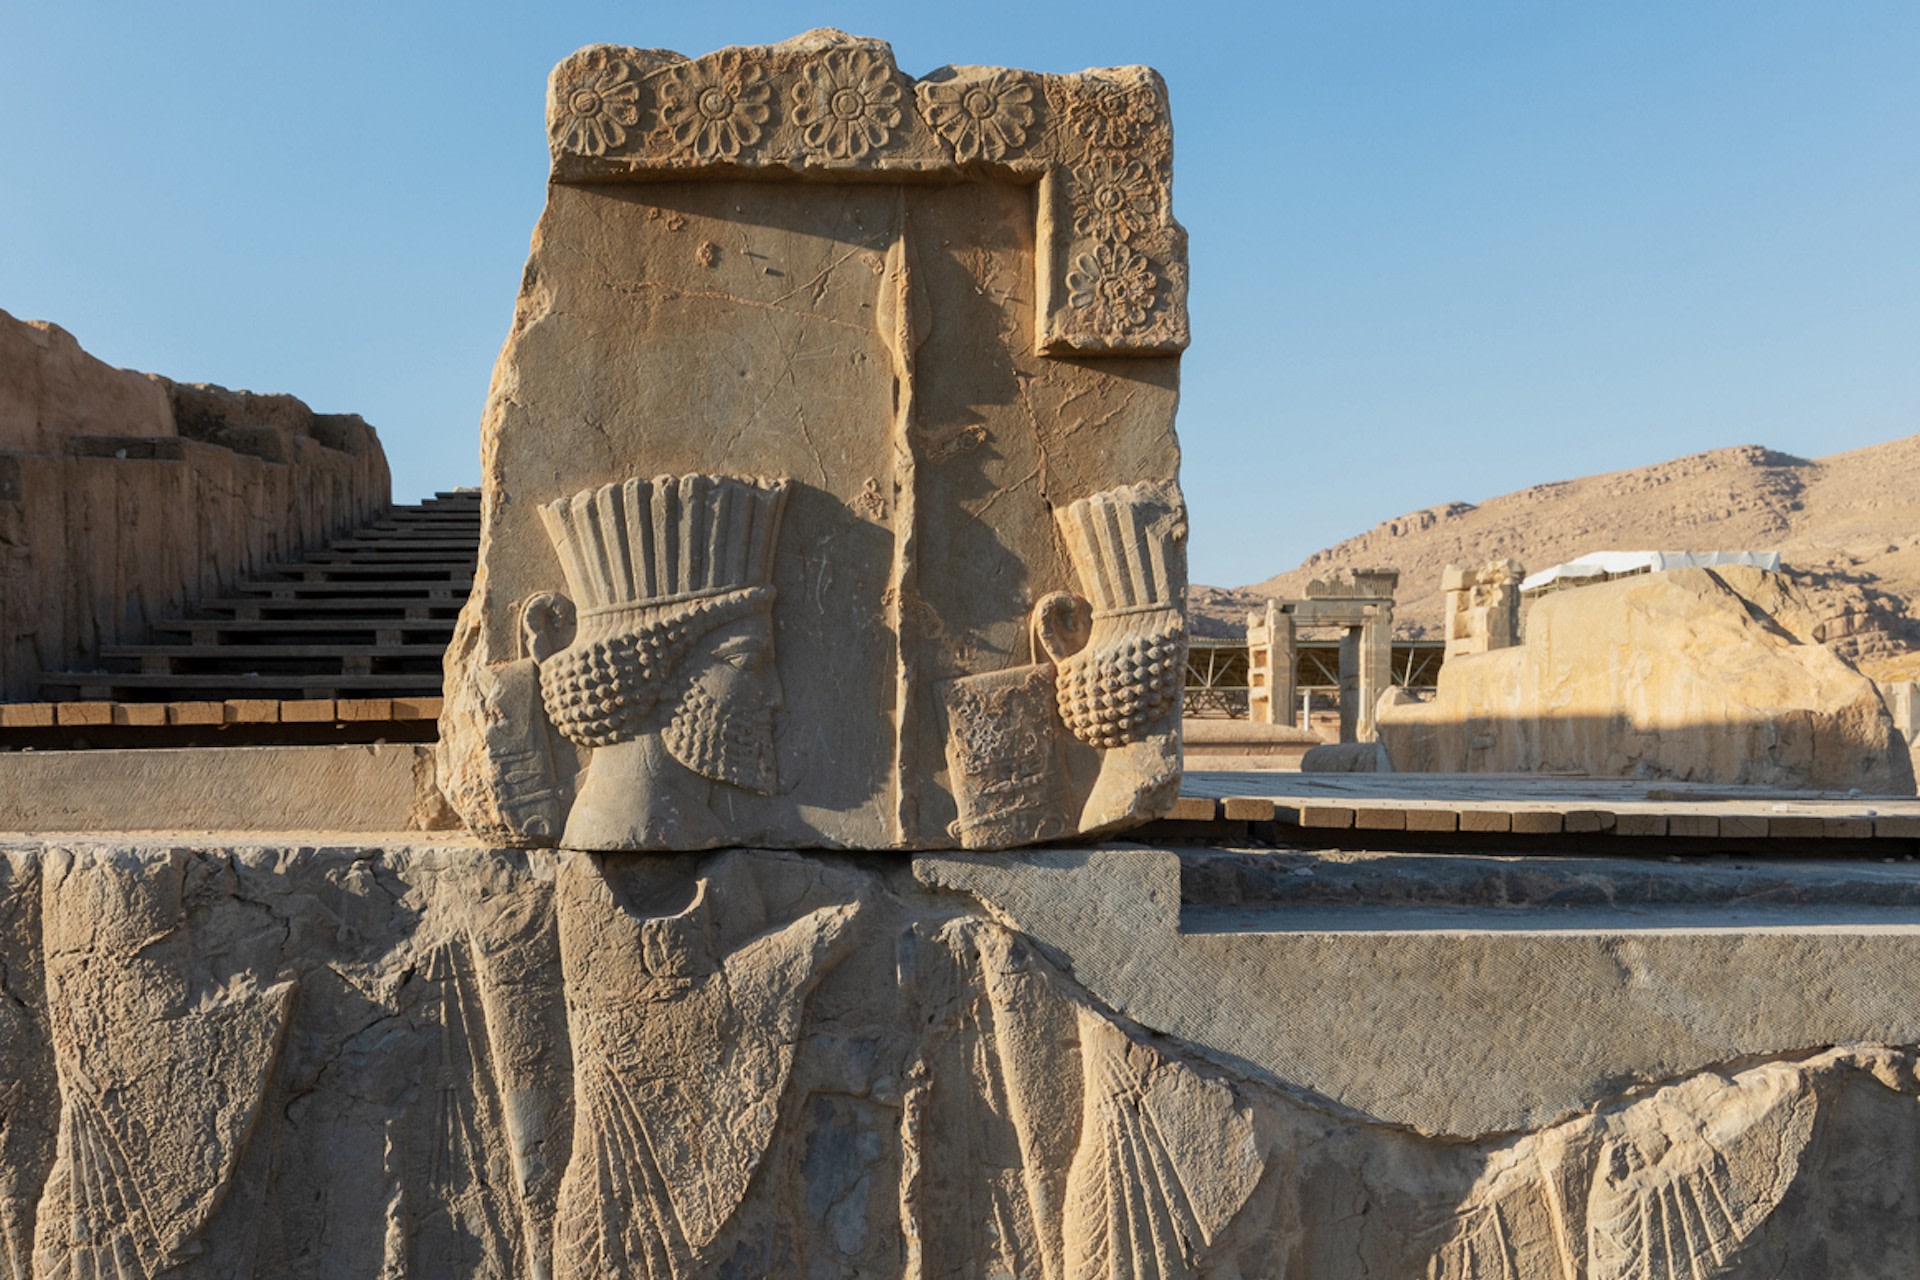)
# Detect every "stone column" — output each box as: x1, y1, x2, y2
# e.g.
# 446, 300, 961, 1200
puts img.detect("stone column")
1245, 601, 1295, 726
1355, 601, 1394, 742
